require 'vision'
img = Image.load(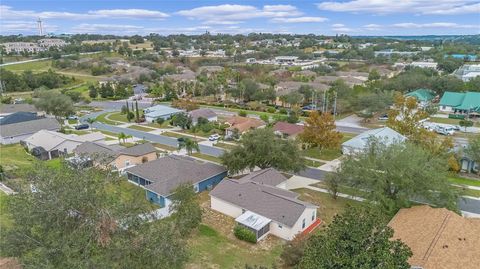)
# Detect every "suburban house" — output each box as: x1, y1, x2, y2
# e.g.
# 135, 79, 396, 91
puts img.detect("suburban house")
22, 130, 105, 160
438, 92, 480, 114
388, 205, 480, 269
125, 155, 227, 208
143, 105, 183, 123
460, 156, 479, 174
188, 108, 217, 125
74, 142, 157, 171
225, 116, 265, 137
0, 117, 61, 145
405, 88, 436, 108
273, 121, 304, 139
210, 168, 320, 241
341, 127, 406, 155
